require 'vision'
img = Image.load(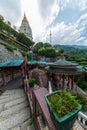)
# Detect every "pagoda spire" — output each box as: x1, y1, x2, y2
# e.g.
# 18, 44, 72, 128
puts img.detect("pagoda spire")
22, 12, 28, 22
